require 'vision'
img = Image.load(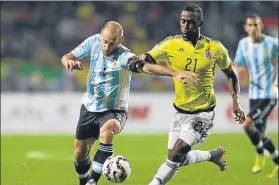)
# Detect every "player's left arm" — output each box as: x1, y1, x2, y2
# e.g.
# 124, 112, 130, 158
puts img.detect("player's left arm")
216, 43, 245, 124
